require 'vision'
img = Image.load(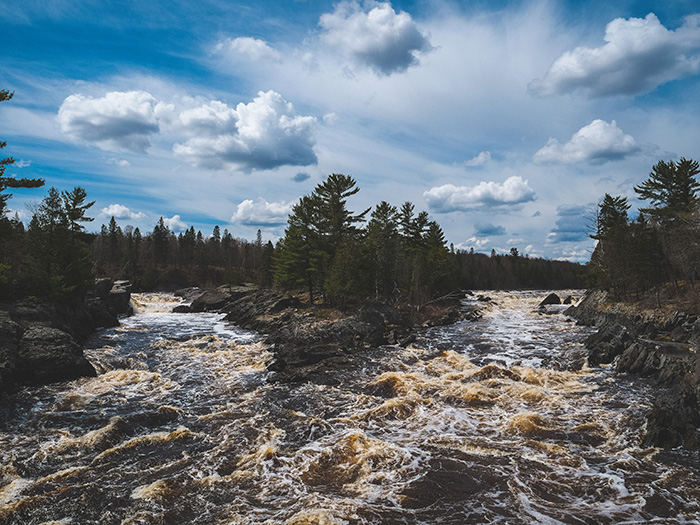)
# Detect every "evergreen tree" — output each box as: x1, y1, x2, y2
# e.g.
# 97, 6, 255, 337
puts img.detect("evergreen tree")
366, 201, 400, 301
634, 158, 700, 223
27, 187, 93, 299
62, 186, 95, 235
0, 90, 45, 221
152, 217, 170, 266
274, 195, 324, 302
592, 194, 630, 239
